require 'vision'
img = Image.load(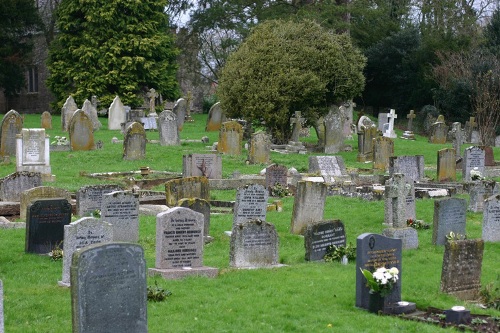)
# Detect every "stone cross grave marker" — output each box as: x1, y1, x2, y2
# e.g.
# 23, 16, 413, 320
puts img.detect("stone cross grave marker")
383, 109, 397, 138
217, 121, 243, 155
373, 136, 394, 171
71, 243, 147, 333
432, 197, 467, 245
437, 148, 456, 182
450, 122, 464, 160
467, 180, 499, 213
123, 122, 146, 160
165, 176, 209, 207
290, 111, 305, 143
429, 118, 449, 144
147, 88, 158, 113
16, 128, 51, 180
81, 99, 102, 131
101, 191, 139, 242
0, 109, 23, 157
173, 98, 187, 131
463, 146, 485, 182
233, 184, 268, 225
205, 102, 226, 132
158, 110, 179, 146
248, 131, 270, 164
290, 181, 326, 234
61, 95, 78, 131
483, 194, 500, 242
20, 186, 71, 220
324, 107, 345, 154
0, 171, 42, 202
406, 110, 416, 131
178, 198, 211, 242
265, 164, 288, 195
41, 111, 52, 129
69, 110, 94, 151
76, 184, 123, 217
389, 155, 425, 183
304, 220, 346, 261
308, 155, 347, 183
108, 96, 126, 130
